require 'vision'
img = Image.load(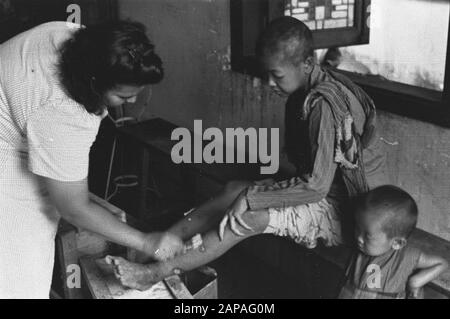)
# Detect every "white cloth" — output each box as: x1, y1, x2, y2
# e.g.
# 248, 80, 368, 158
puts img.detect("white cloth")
263, 198, 342, 249
0, 22, 104, 298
